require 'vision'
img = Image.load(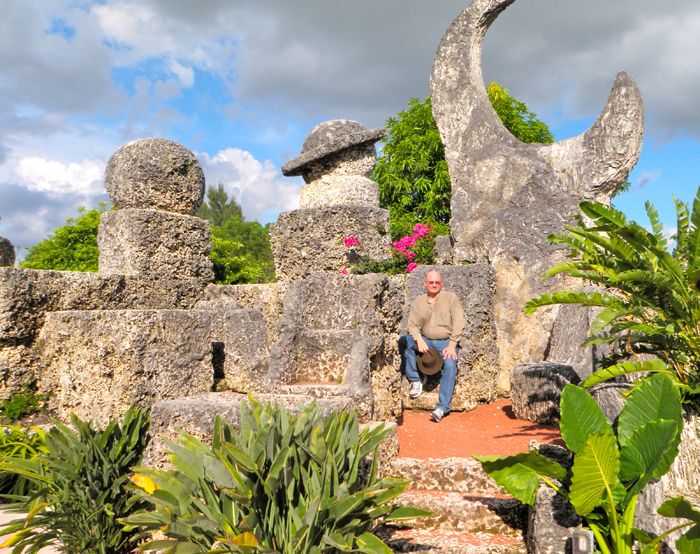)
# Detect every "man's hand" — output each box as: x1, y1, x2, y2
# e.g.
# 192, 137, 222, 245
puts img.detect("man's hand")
442, 343, 458, 360
417, 338, 430, 353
